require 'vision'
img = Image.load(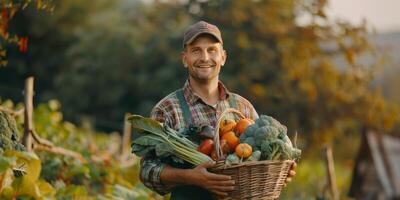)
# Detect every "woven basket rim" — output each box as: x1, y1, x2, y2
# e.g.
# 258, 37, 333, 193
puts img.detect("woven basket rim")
212, 159, 294, 170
